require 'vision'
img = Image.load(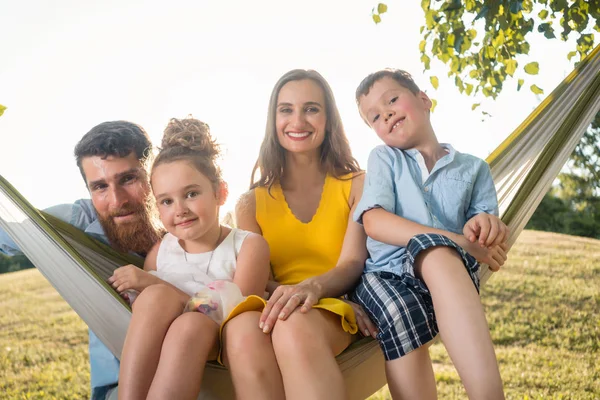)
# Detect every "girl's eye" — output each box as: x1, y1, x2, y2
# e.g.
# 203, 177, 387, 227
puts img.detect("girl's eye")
160, 199, 172, 206
389, 96, 398, 104
186, 191, 199, 198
